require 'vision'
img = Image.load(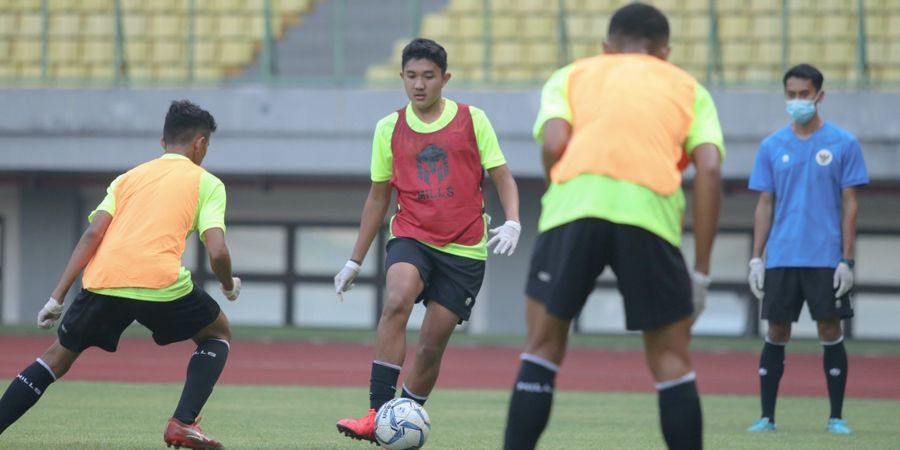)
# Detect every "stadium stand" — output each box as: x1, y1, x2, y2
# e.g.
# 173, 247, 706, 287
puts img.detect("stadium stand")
0, 0, 316, 82
364, 0, 900, 87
